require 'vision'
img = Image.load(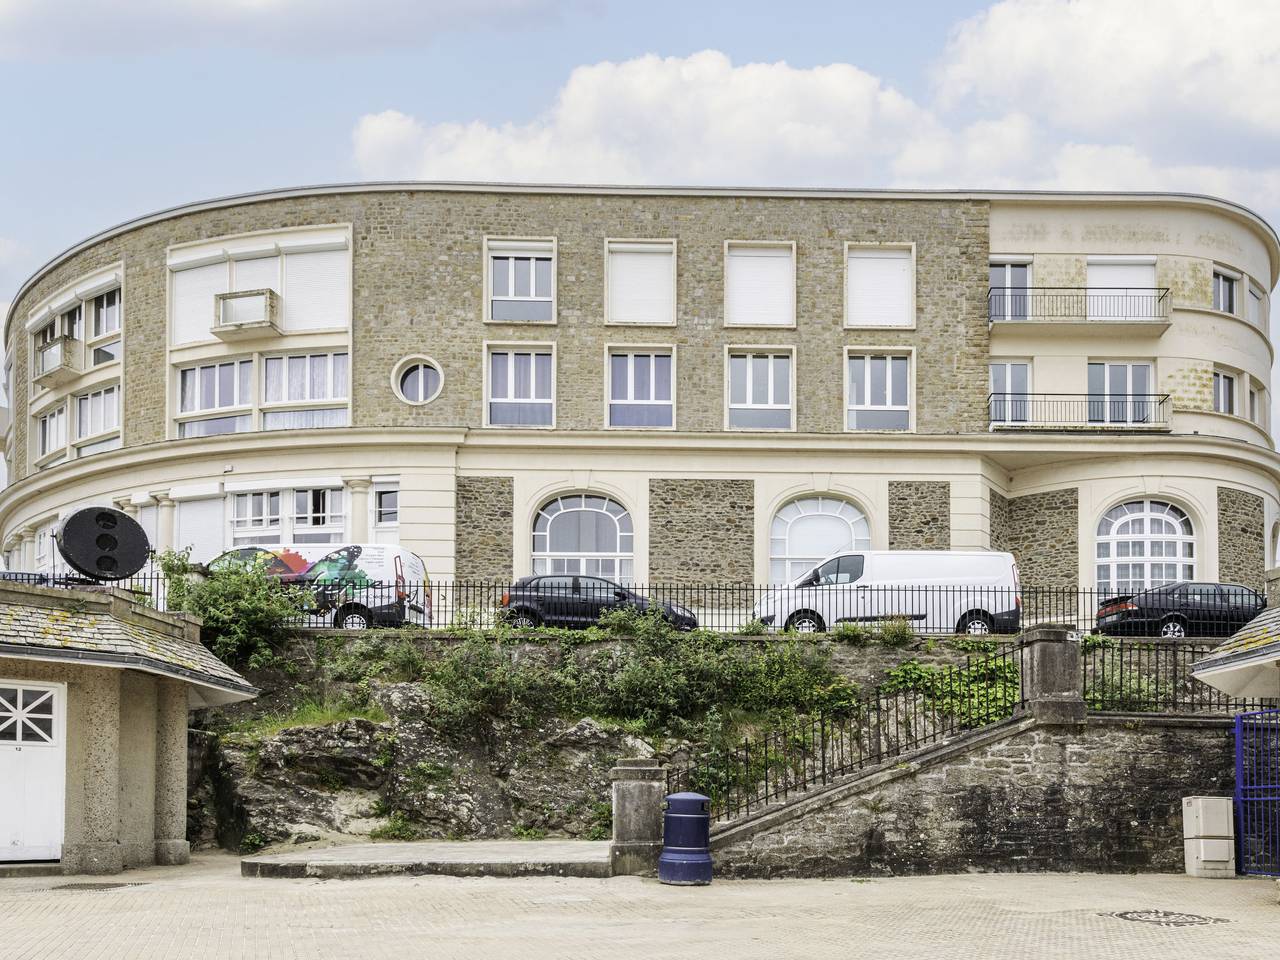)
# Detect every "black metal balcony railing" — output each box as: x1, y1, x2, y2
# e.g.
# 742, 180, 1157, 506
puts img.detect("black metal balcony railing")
989, 287, 1171, 323
988, 393, 1171, 429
